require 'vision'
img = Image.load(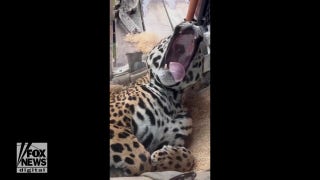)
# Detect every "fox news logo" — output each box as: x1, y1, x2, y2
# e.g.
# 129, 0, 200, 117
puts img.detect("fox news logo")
16, 142, 47, 173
